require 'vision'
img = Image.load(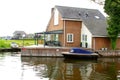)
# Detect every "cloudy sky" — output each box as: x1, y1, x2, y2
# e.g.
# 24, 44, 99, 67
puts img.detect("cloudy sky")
0, 0, 104, 36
